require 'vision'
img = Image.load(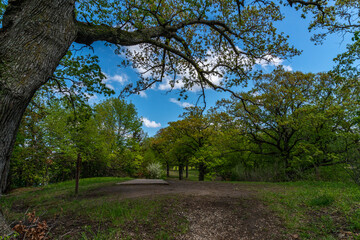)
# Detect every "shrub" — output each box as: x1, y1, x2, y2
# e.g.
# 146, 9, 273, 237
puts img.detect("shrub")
146, 162, 164, 179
